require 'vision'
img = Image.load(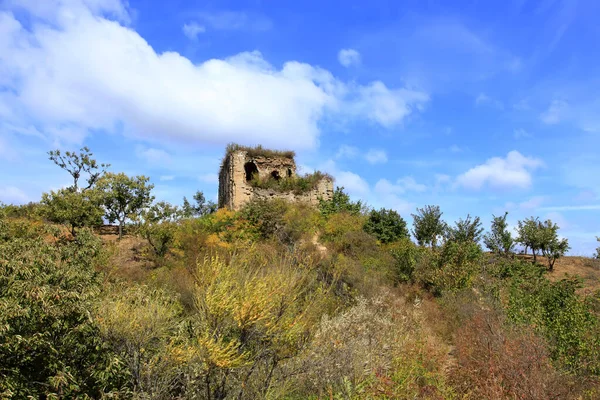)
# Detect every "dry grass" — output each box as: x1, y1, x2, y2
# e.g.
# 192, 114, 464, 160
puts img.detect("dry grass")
225, 143, 295, 160
100, 233, 154, 282
515, 255, 600, 295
